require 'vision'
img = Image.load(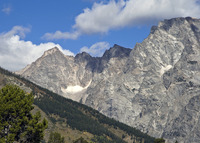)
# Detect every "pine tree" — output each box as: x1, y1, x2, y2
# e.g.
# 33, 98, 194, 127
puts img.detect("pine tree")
0, 85, 48, 143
